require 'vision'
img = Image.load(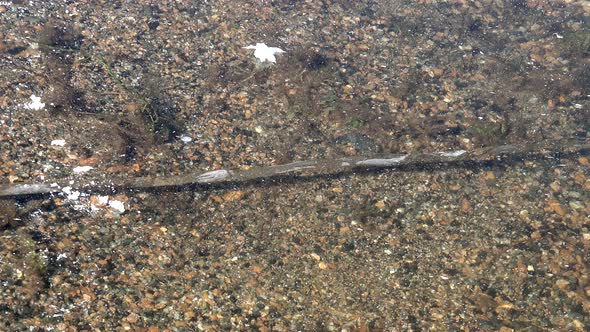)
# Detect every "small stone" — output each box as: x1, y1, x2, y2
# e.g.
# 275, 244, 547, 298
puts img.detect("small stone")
185, 310, 195, 319
331, 186, 343, 193
550, 181, 561, 193
449, 184, 461, 191
567, 191, 581, 198
251, 265, 263, 274
108, 197, 126, 214
460, 198, 472, 213
180, 136, 193, 143
555, 279, 569, 290
484, 171, 496, 180
79, 156, 100, 166
210, 194, 224, 204
124, 103, 140, 112
223, 190, 244, 202
374, 200, 386, 209
546, 200, 565, 216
